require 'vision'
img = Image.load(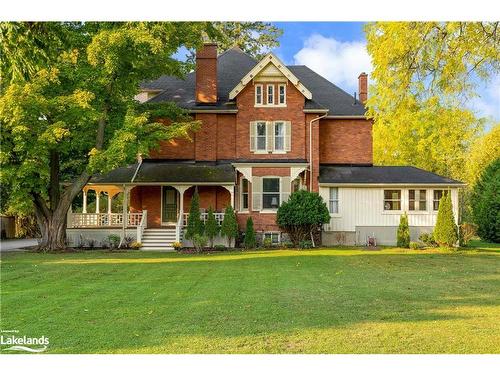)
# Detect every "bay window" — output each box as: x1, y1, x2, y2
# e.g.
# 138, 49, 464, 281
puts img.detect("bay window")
241, 178, 249, 211
256, 122, 267, 151
274, 121, 285, 151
